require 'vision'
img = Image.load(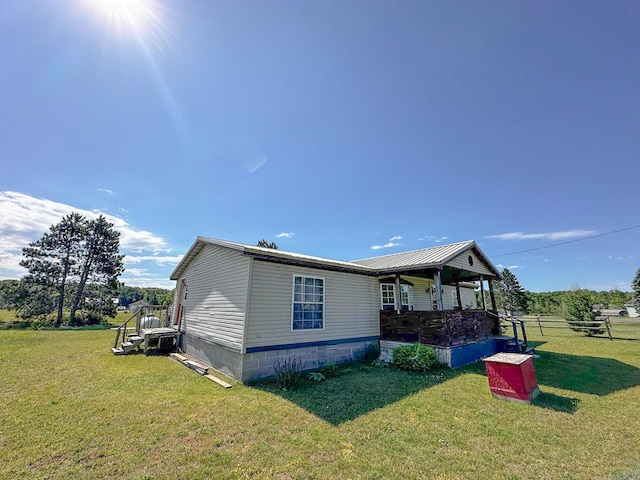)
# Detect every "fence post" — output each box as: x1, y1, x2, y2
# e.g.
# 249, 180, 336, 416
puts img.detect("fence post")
604, 317, 613, 340
537, 315, 544, 336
